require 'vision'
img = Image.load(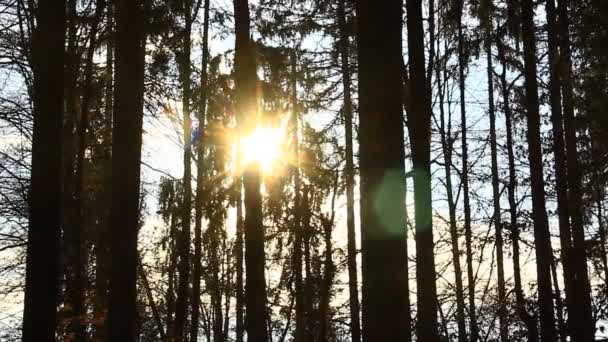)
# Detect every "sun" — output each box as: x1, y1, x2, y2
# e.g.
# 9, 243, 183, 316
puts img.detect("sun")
239, 125, 286, 174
